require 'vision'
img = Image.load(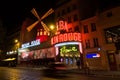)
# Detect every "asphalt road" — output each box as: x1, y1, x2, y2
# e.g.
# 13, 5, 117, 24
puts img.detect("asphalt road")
0, 67, 120, 80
